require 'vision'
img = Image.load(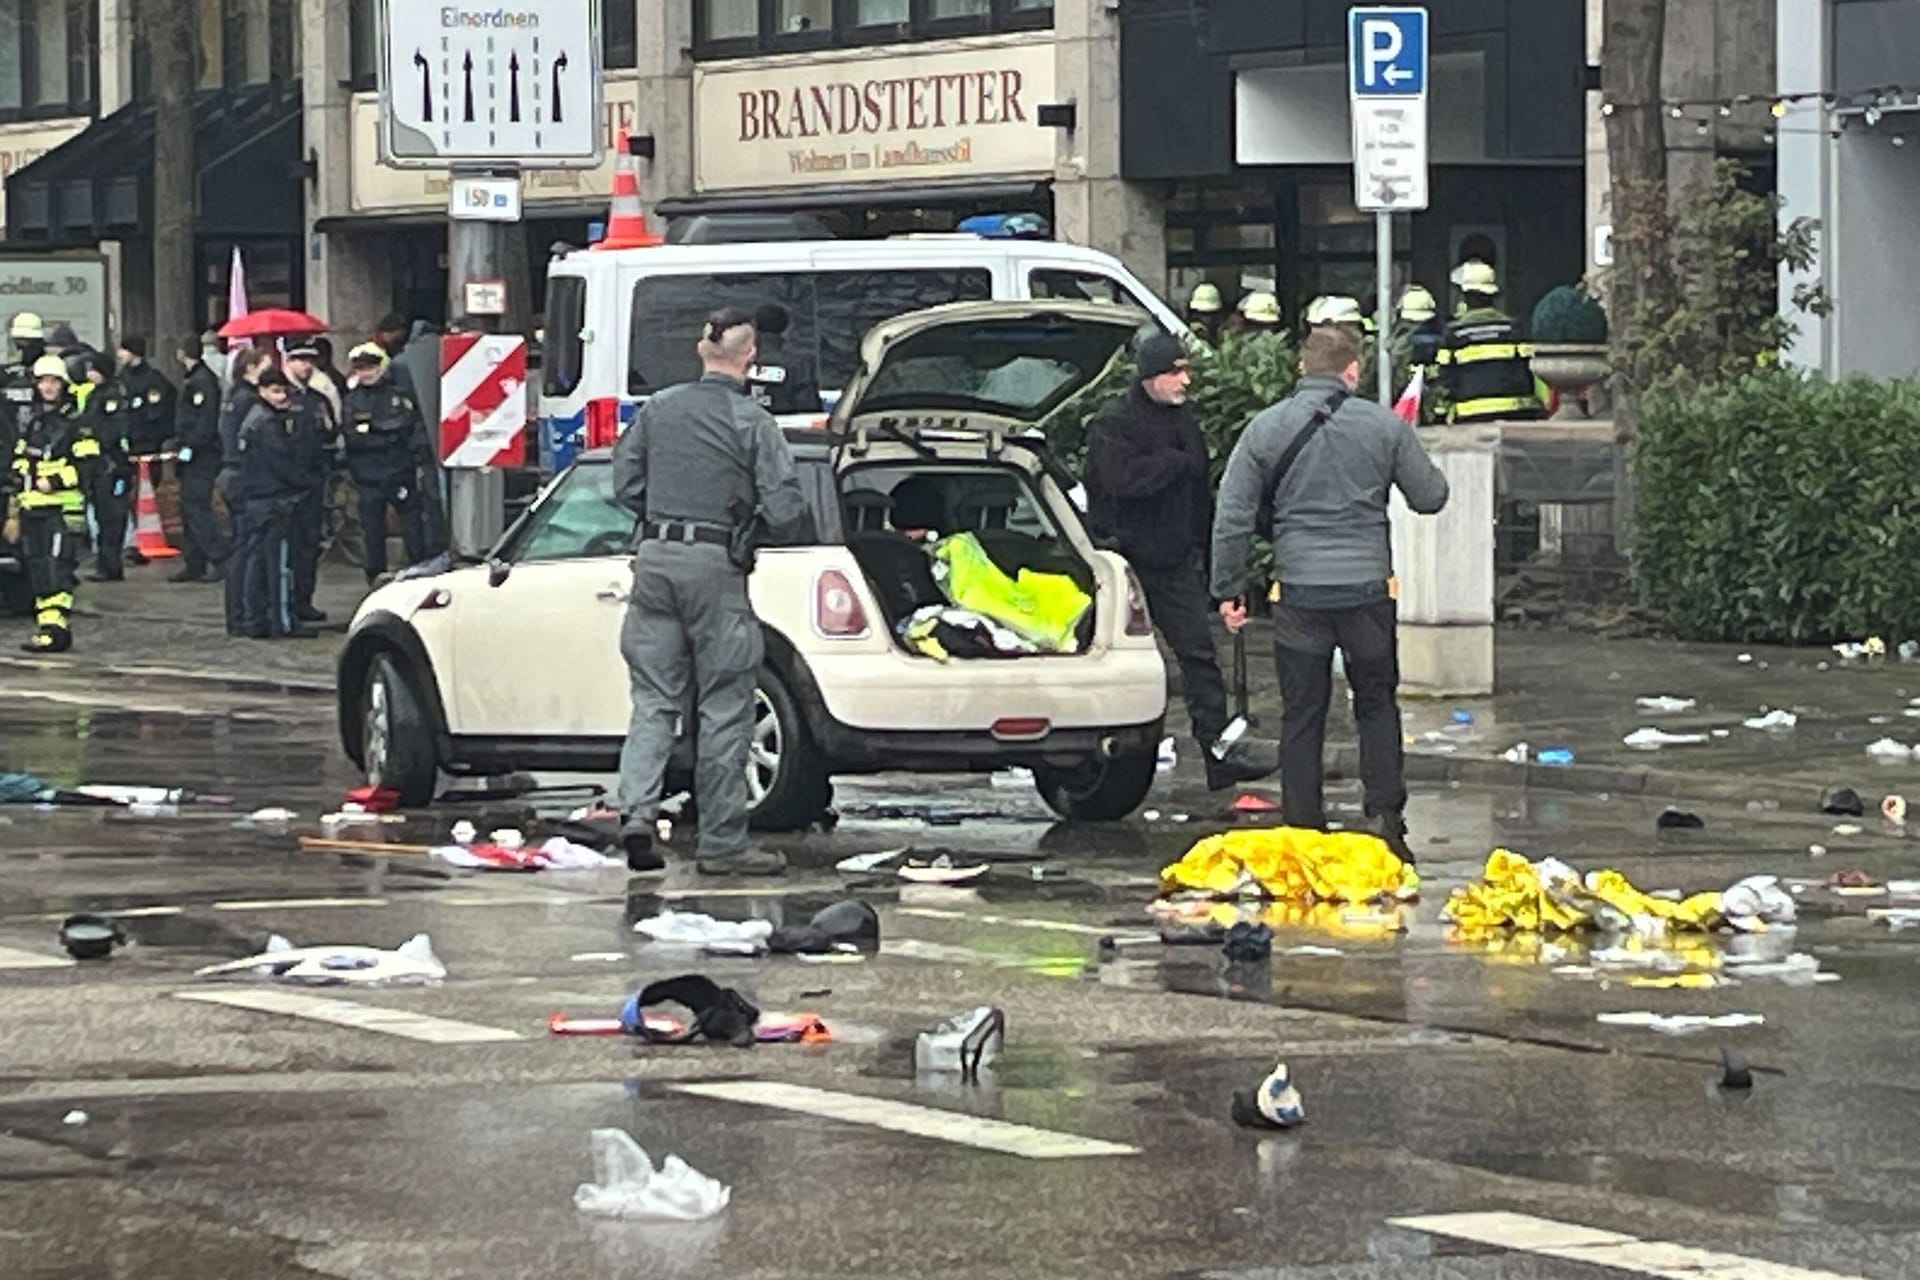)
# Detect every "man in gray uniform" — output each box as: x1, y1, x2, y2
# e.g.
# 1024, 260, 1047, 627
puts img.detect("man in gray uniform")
612, 308, 809, 877
1210, 326, 1449, 861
